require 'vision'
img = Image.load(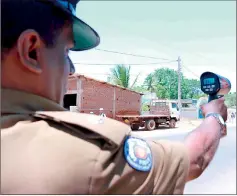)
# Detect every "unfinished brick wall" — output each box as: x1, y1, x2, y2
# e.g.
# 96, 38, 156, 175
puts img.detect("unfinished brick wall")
80, 77, 114, 118
67, 77, 77, 91
115, 88, 141, 116
66, 75, 142, 120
